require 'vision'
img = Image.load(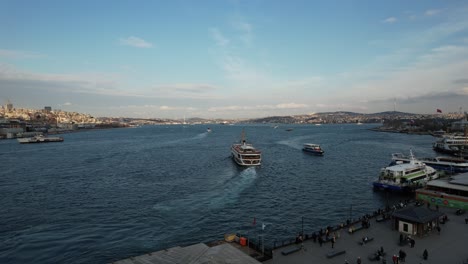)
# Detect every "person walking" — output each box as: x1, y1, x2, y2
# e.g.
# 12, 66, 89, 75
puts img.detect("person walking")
319, 236, 323, 247
331, 235, 336, 248
436, 226, 441, 234
357, 256, 361, 264
423, 249, 428, 260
